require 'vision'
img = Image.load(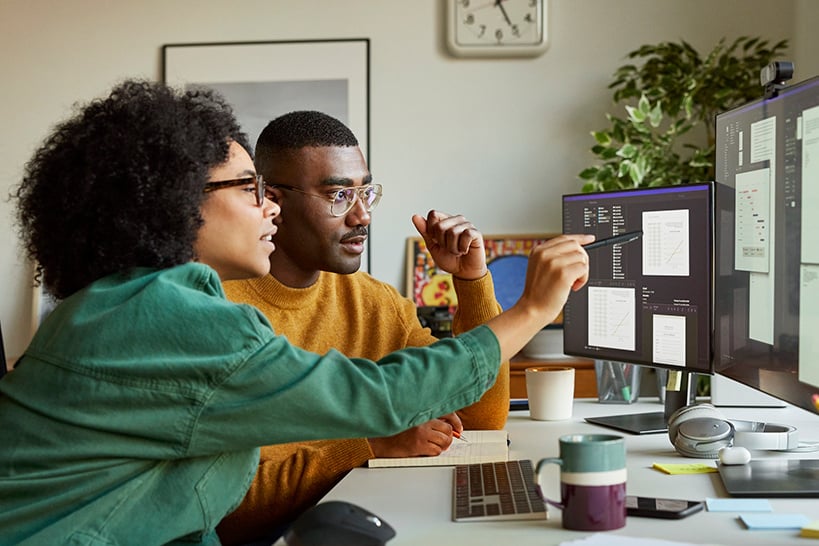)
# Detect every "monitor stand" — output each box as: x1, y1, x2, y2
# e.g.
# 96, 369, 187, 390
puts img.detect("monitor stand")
585, 370, 696, 435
